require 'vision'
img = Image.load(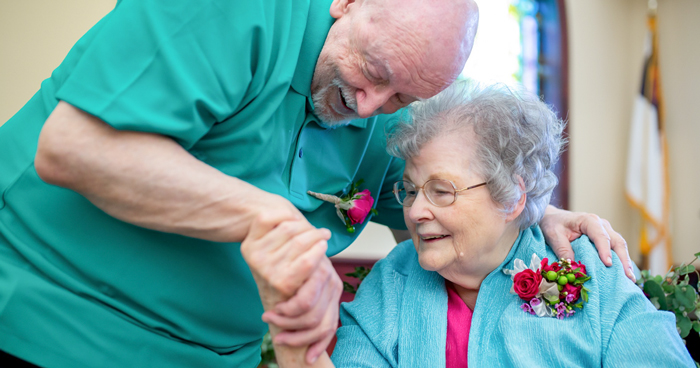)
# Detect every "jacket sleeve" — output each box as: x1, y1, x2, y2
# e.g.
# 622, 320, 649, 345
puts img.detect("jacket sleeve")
331, 242, 414, 367
597, 253, 695, 367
